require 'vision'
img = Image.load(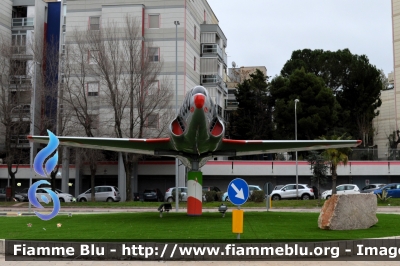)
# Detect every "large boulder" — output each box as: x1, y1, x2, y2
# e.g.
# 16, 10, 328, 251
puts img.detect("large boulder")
318, 194, 378, 230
